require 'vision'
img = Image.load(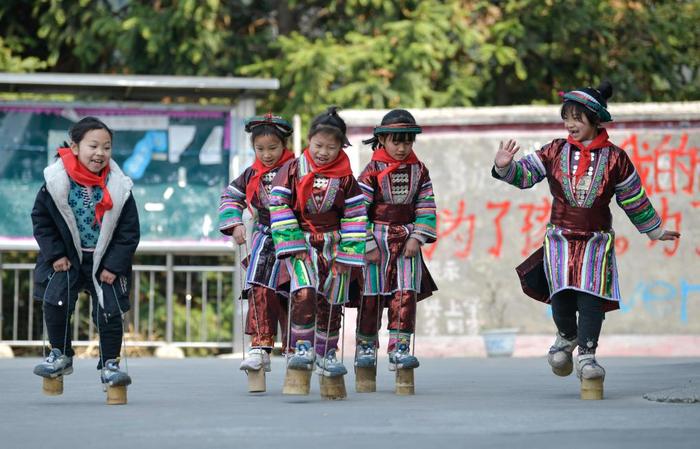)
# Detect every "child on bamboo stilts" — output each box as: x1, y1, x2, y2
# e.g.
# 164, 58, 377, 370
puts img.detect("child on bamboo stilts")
492, 81, 680, 394
270, 106, 367, 382
353, 109, 438, 373
32, 117, 140, 393
219, 114, 295, 376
